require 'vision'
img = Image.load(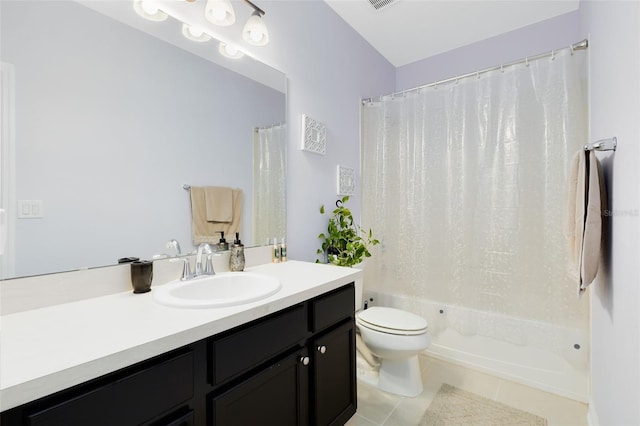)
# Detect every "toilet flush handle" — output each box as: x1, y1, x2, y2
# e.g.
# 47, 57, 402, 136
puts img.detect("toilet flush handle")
317, 345, 327, 354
